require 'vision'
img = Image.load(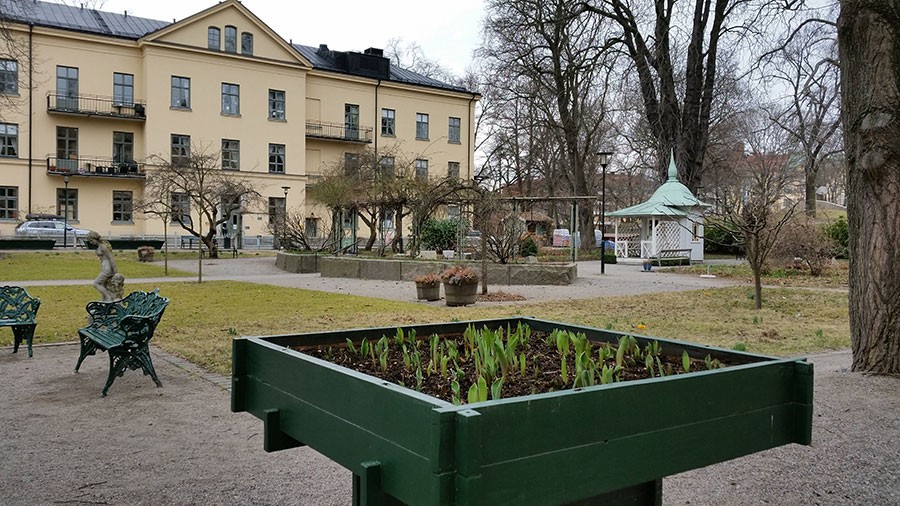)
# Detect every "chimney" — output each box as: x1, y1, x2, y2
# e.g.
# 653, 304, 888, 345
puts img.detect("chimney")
364, 47, 384, 57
